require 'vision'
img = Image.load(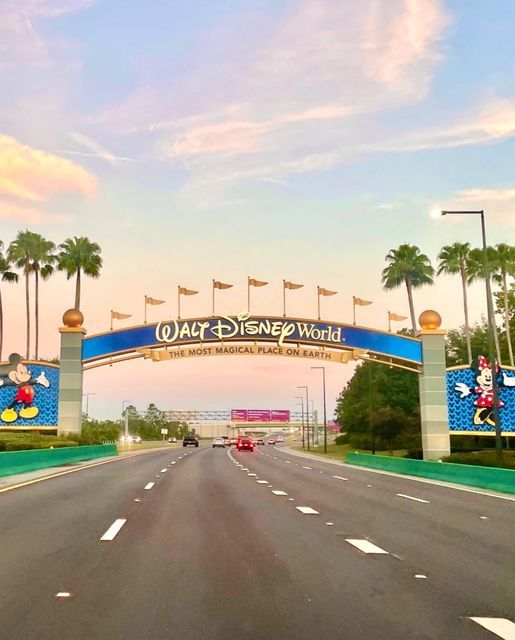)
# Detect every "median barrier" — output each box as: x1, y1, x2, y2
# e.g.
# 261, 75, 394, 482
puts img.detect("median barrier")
346, 452, 515, 494
0, 444, 118, 478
